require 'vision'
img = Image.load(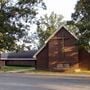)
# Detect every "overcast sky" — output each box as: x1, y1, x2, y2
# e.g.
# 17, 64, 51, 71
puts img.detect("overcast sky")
13, 0, 78, 20
40, 0, 78, 20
